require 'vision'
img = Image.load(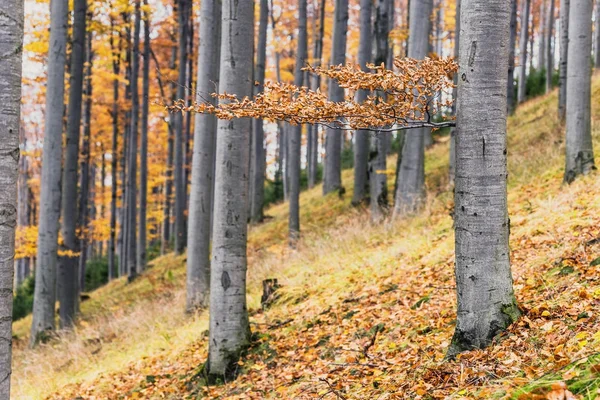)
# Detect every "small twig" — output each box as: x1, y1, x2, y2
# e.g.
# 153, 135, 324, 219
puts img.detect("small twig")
318, 378, 348, 400
330, 362, 381, 368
